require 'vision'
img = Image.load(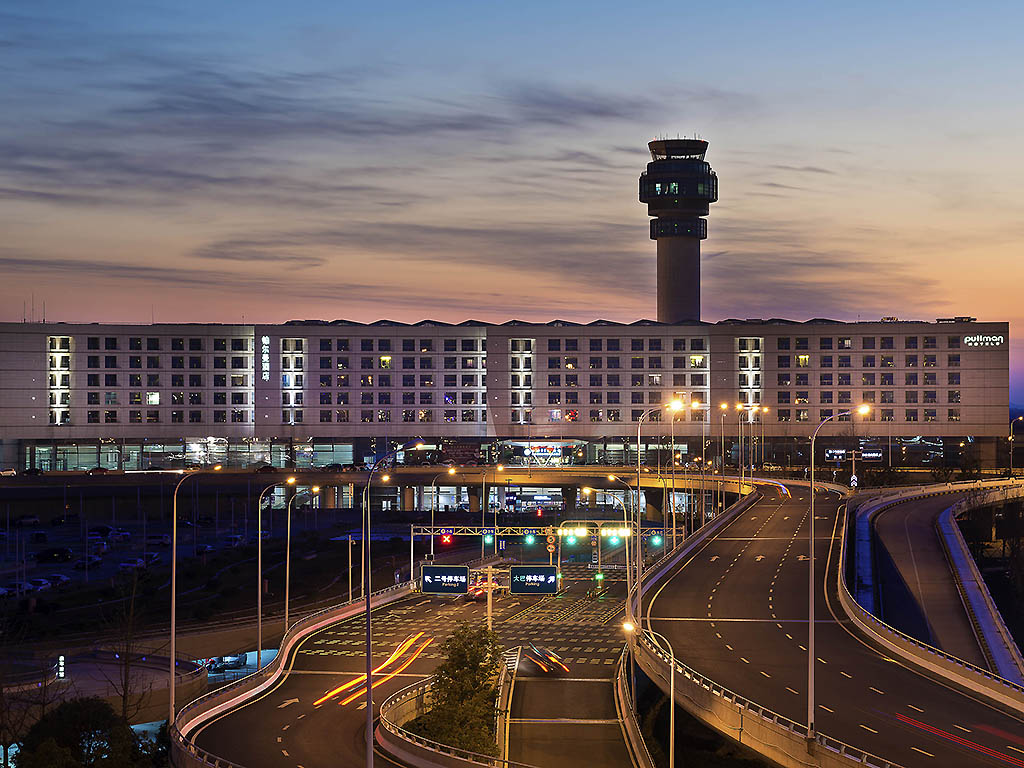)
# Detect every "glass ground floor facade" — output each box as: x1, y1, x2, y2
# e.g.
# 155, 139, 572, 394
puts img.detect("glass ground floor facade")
8, 433, 1003, 472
